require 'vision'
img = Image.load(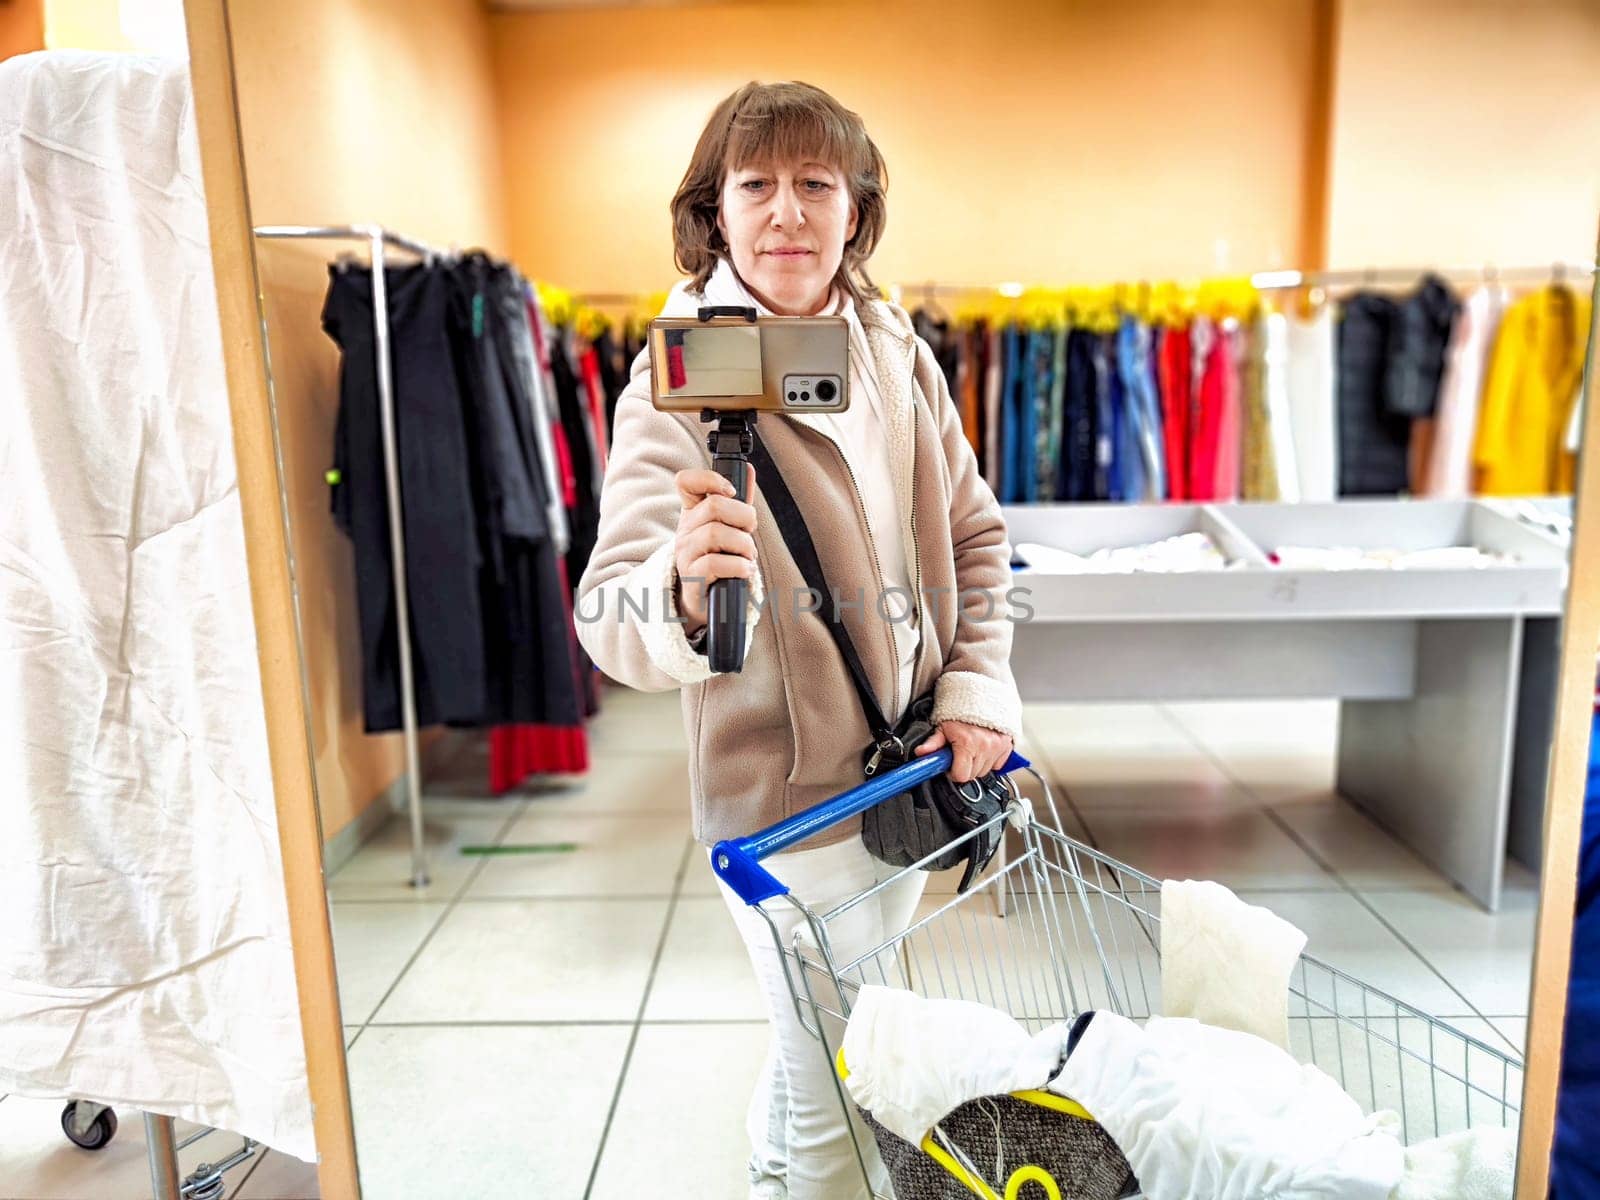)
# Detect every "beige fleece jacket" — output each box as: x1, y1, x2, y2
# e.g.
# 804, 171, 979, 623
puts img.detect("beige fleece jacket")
575, 299, 1021, 850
